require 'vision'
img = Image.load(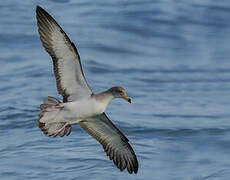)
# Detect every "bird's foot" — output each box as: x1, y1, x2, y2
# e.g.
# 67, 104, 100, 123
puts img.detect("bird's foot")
47, 122, 69, 136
